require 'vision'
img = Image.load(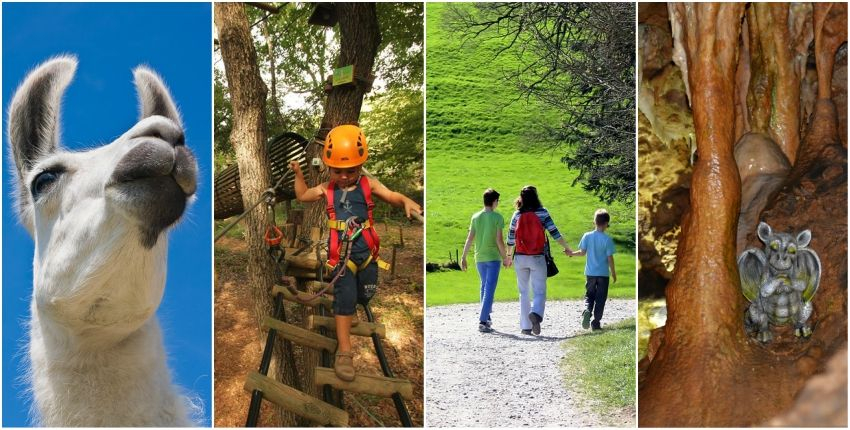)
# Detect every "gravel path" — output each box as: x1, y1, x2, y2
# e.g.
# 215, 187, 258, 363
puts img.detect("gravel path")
425, 299, 636, 427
